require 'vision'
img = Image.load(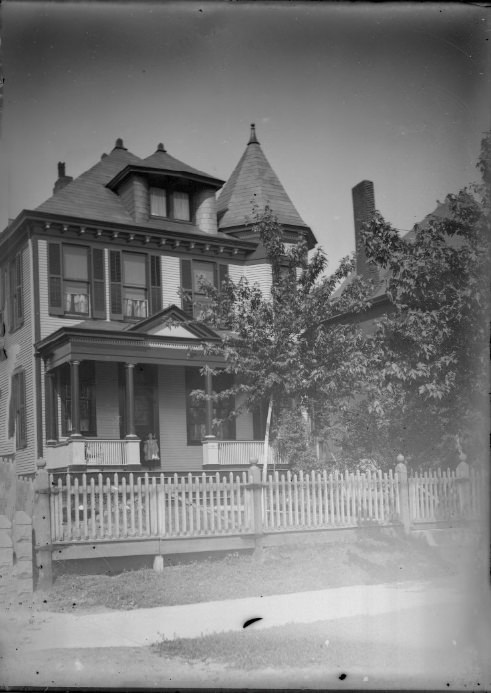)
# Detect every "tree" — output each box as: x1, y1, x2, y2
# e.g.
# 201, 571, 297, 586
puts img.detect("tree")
195, 205, 372, 473
337, 132, 490, 469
